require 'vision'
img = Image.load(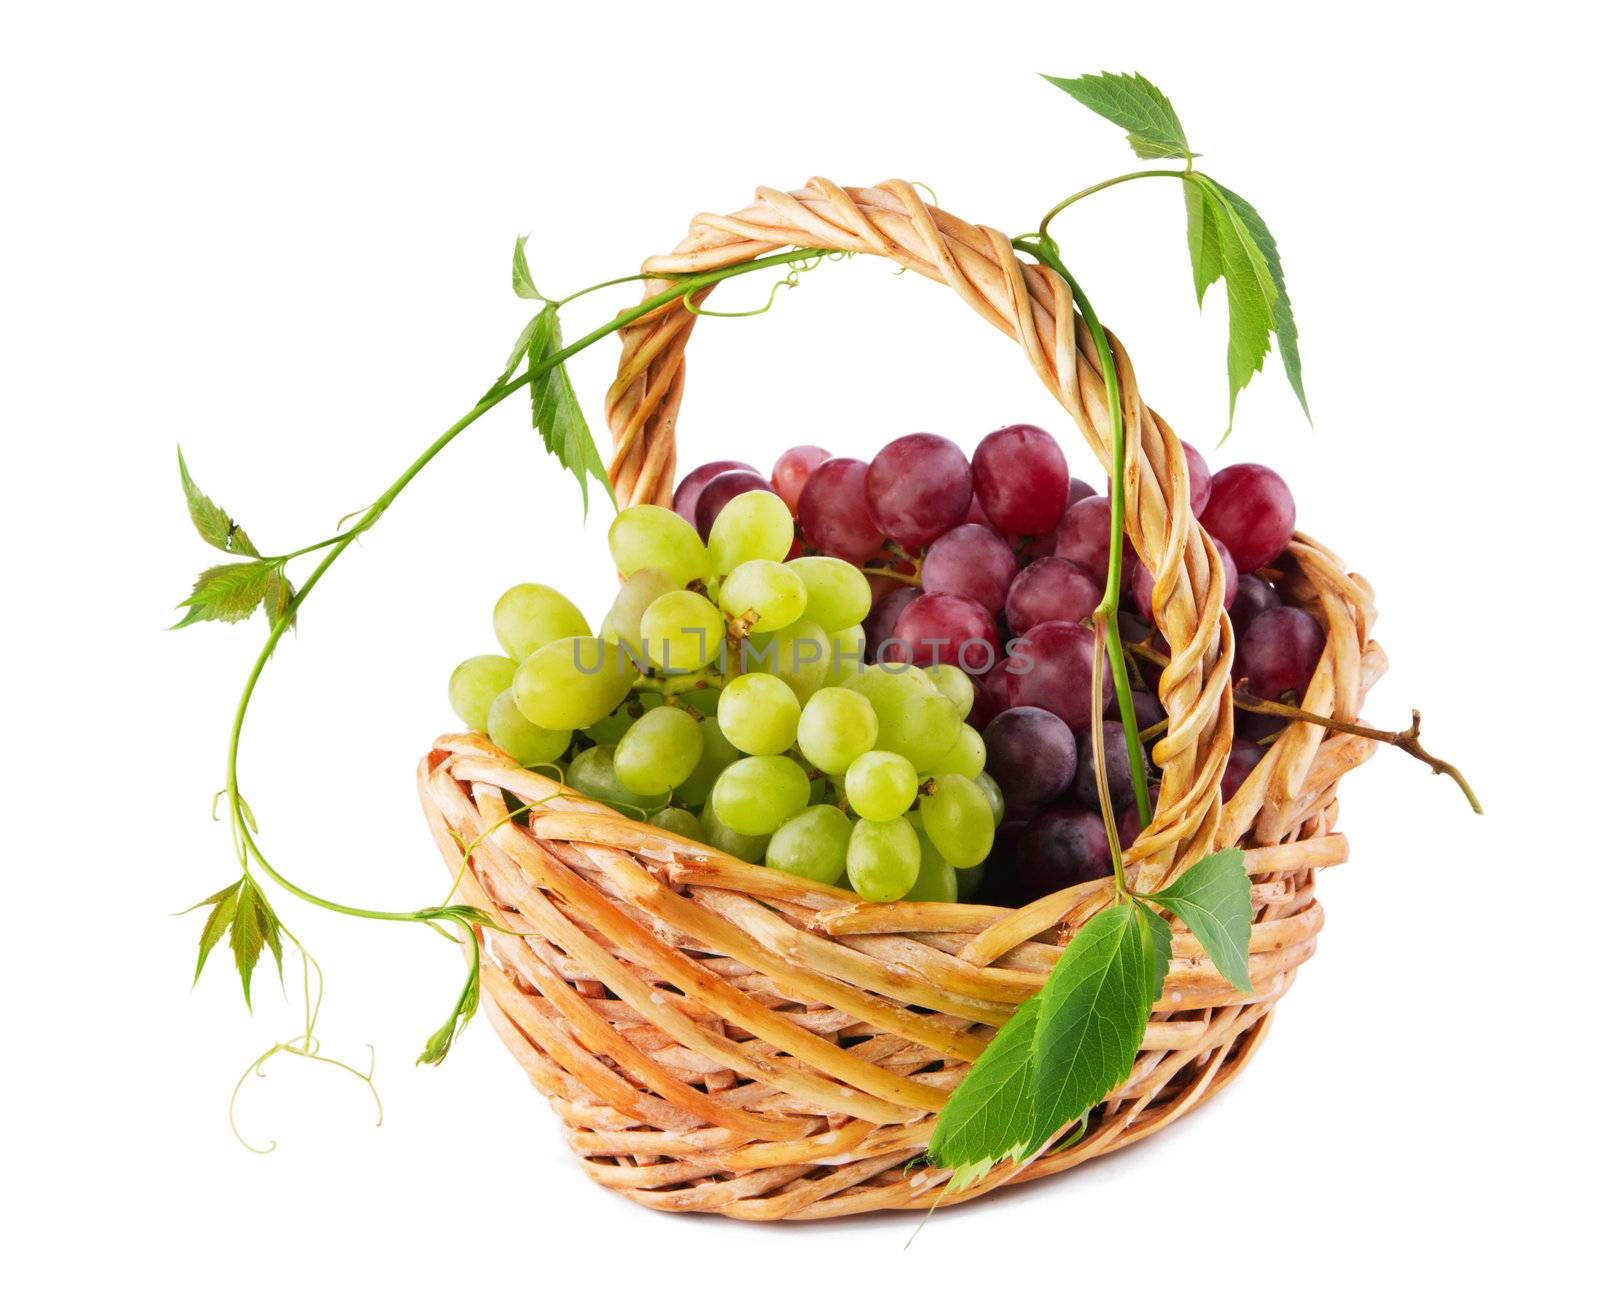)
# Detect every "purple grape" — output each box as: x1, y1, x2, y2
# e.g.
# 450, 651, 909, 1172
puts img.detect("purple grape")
983, 707, 1077, 809
1181, 441, 1213, 515
694, 469, 774, 539
863, 585, 918, 663
1071, 720, 1142, 811
1235, 705, 1280, 743
1017, 807, 1112, 899
888, 592, 1000, 673
1237, 607, 1325, 701
1106, 688, 1164, 733
673, 459, 756, 524
1005, 556, 1100, 634
971, 424, 1069, 537
922, 523, 1017, 613
1201, 463, 1296, 573
995, 619, 1113, 730
1129, 539, 1238, 623
864, 434, 973, 548
798, 458, 884, 564
1053, 495, 1131, 592
1229, 574, 1282, 641
1116, 785, 1161, 848
1067, 477, 1097, 508
1222, 738, 1267, 802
